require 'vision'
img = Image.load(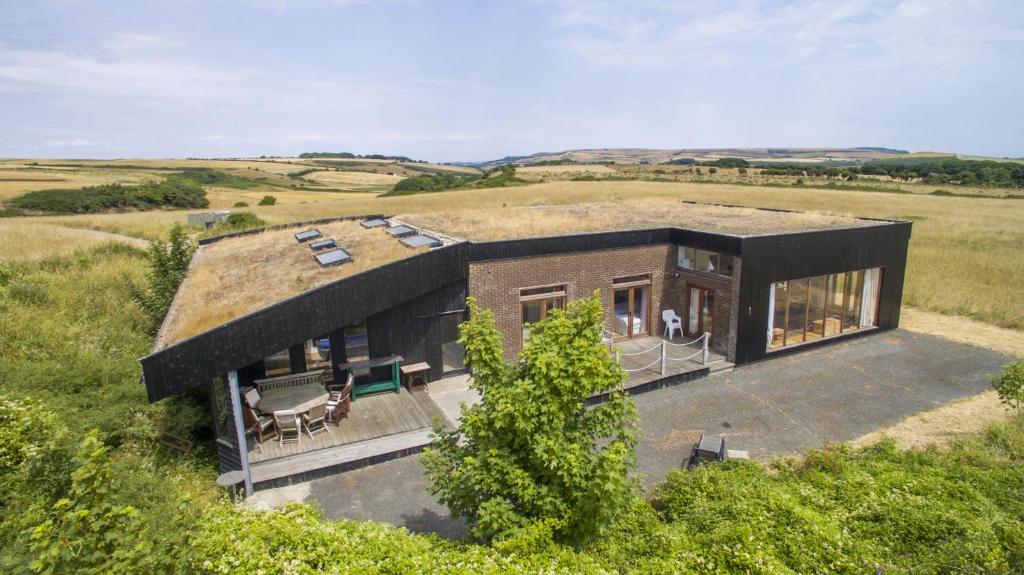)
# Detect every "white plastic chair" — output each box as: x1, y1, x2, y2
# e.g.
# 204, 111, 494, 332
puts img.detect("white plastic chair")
662, 309, 683, 340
